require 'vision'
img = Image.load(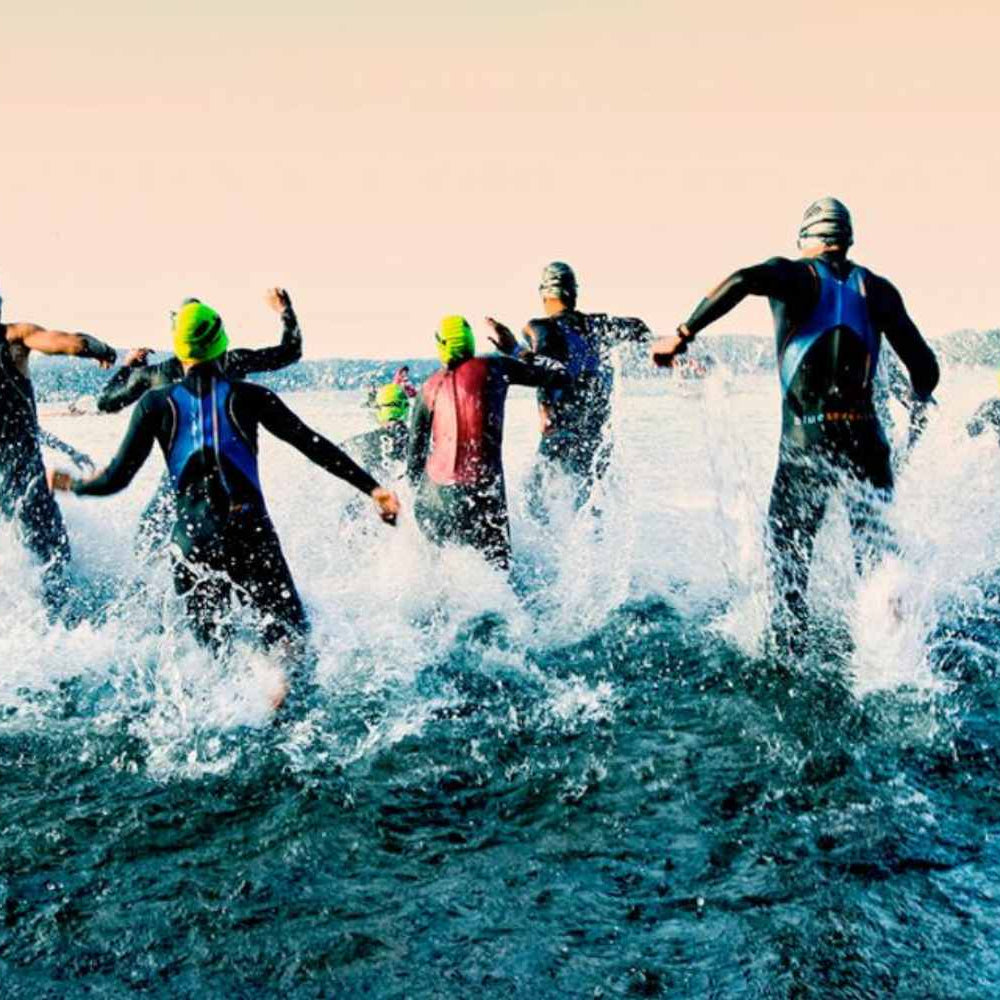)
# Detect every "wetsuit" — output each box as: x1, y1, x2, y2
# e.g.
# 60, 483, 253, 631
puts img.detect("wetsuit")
0, 332, 72, 607
407, 355, 568, 569
73, 363, 377, 649
522, 311, 649, 508
682, 254, 939, 646
96, 308, 303, 557
342, 421, 409, 484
